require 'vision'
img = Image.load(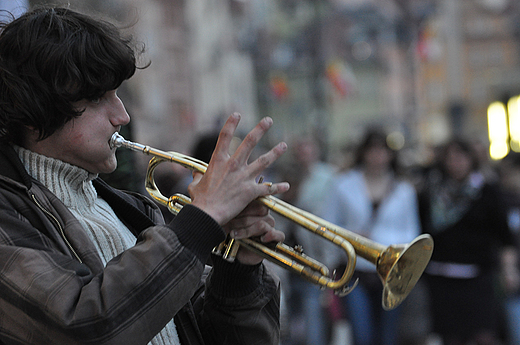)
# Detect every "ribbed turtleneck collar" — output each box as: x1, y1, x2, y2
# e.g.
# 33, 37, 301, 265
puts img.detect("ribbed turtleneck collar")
14, 145, 99, 210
